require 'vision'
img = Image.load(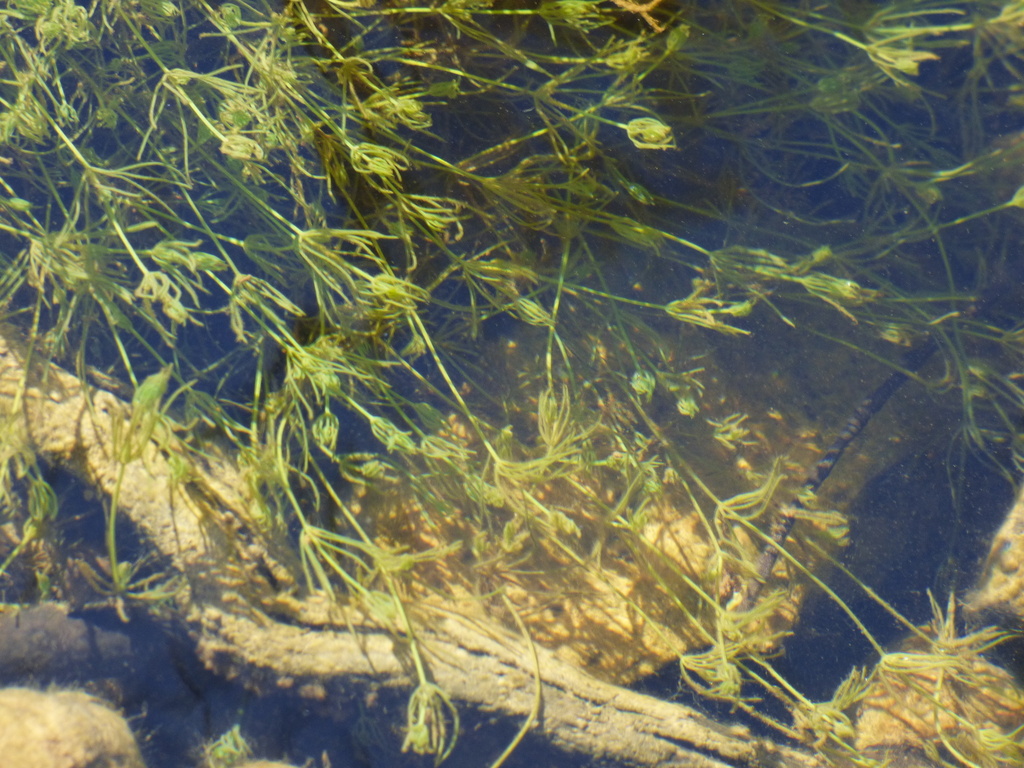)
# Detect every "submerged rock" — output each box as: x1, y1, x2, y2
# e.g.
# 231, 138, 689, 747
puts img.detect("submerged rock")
0, 687, 145, 768
968, 483, 1024, 624
358, 409, 841, 684
852, 629, 1024, 766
